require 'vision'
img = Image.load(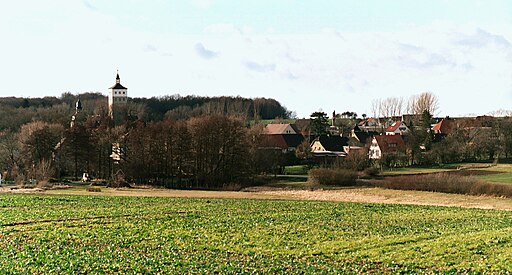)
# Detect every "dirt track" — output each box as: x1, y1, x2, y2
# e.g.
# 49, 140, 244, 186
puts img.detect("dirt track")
252, 187, 512, 211
3, 185, 512, 211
